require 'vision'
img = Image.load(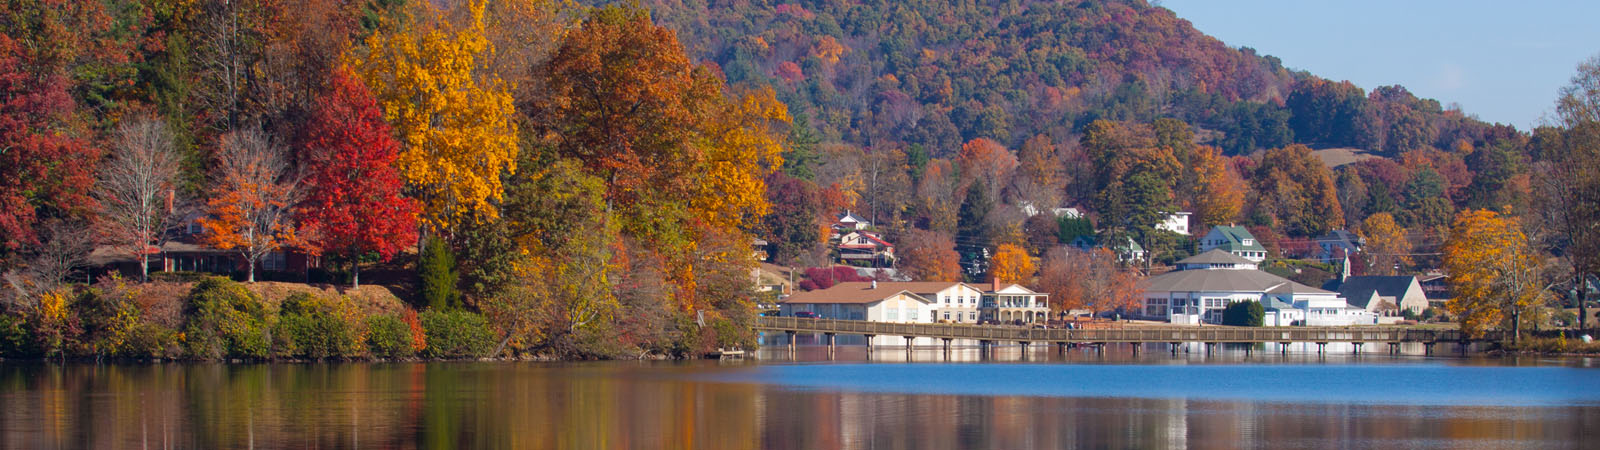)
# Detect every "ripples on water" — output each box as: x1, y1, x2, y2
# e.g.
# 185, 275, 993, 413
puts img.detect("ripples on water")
1, 343, 1597, 449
